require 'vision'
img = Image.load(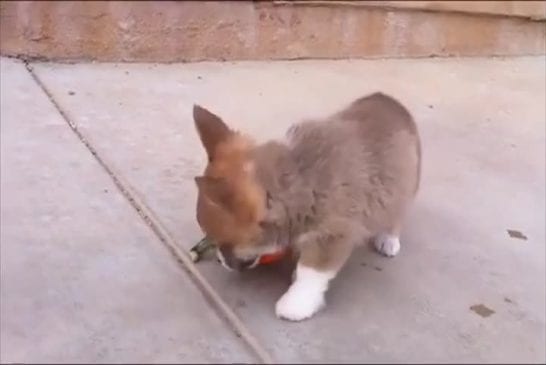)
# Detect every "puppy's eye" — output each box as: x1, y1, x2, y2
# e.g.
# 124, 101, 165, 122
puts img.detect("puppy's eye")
259, 220, 271, 230
265, 191, 273, 209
